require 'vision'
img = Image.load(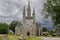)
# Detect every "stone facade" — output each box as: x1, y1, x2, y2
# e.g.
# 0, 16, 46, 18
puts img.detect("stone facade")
15, 1, 42, 37
15, 22, 23, 36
